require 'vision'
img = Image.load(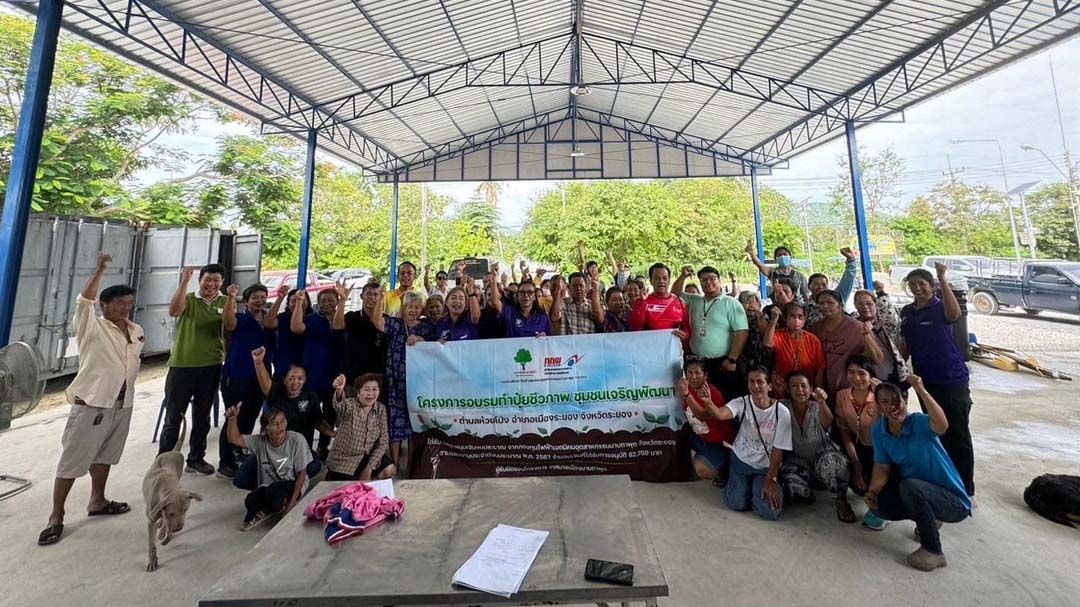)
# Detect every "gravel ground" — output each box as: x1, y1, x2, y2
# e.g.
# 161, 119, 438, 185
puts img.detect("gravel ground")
965, 310, 1080, 354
